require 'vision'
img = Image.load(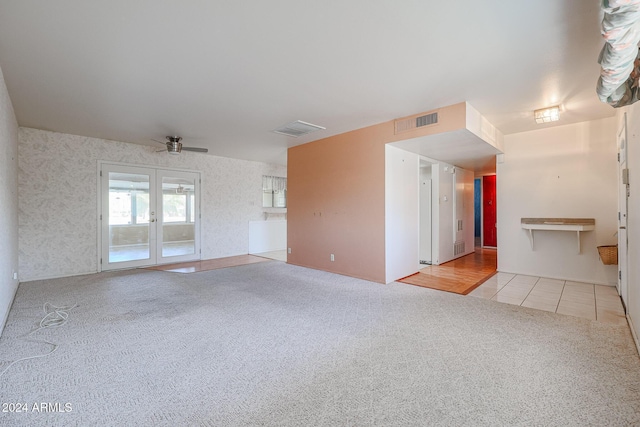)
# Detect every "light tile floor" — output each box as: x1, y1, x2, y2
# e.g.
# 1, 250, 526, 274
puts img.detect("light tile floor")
469, 272, 627, 325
